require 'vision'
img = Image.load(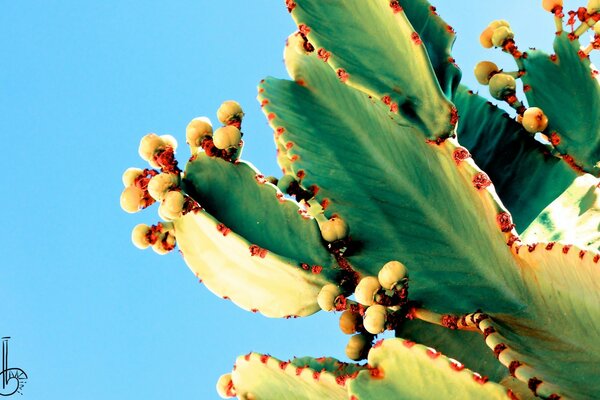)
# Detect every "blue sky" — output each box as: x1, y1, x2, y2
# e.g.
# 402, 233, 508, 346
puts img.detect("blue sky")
1, 1, 594, 399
